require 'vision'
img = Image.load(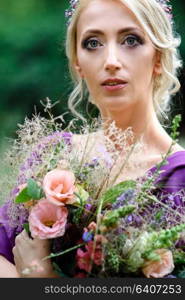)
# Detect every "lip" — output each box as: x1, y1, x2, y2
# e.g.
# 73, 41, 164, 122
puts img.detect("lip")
101, 78, 128, 91
102, 84, 127, 91
101, 78, 127, 85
